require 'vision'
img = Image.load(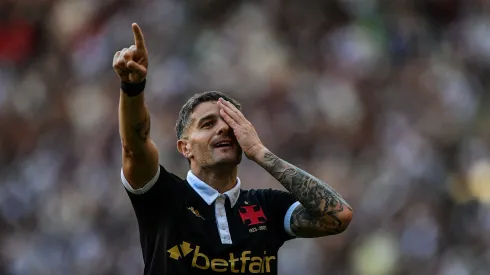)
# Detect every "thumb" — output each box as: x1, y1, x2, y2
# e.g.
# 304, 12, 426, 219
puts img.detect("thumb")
127, 61, 147, 76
